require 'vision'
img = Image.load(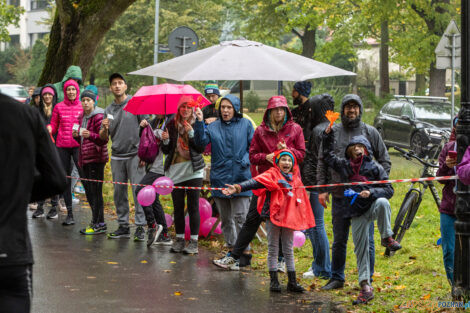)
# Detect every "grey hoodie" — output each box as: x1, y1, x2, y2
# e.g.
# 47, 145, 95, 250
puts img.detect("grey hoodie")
104, 95, 148, 158
316, 94, 391, 198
